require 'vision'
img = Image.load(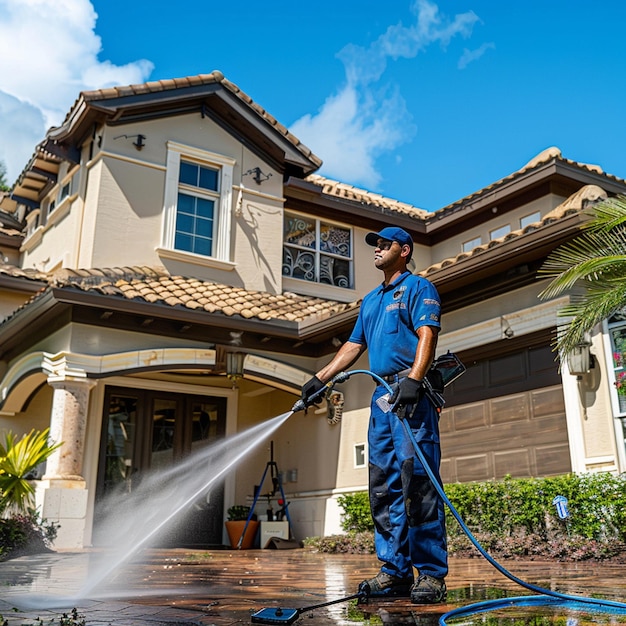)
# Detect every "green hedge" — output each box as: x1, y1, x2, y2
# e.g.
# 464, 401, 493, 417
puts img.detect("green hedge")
337, 473, 626, 541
